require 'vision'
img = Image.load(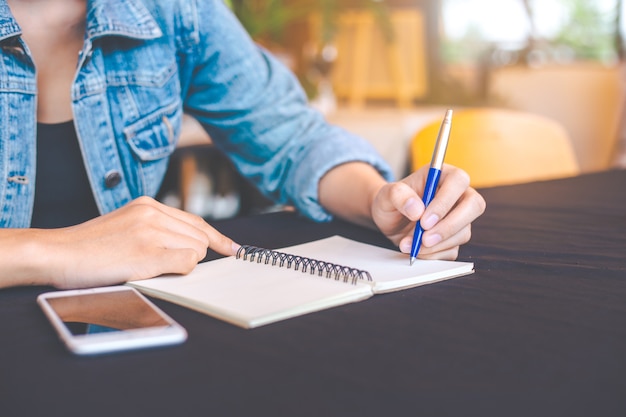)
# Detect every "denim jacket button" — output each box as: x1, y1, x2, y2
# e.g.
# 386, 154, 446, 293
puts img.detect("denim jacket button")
104, 171, 122, 188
